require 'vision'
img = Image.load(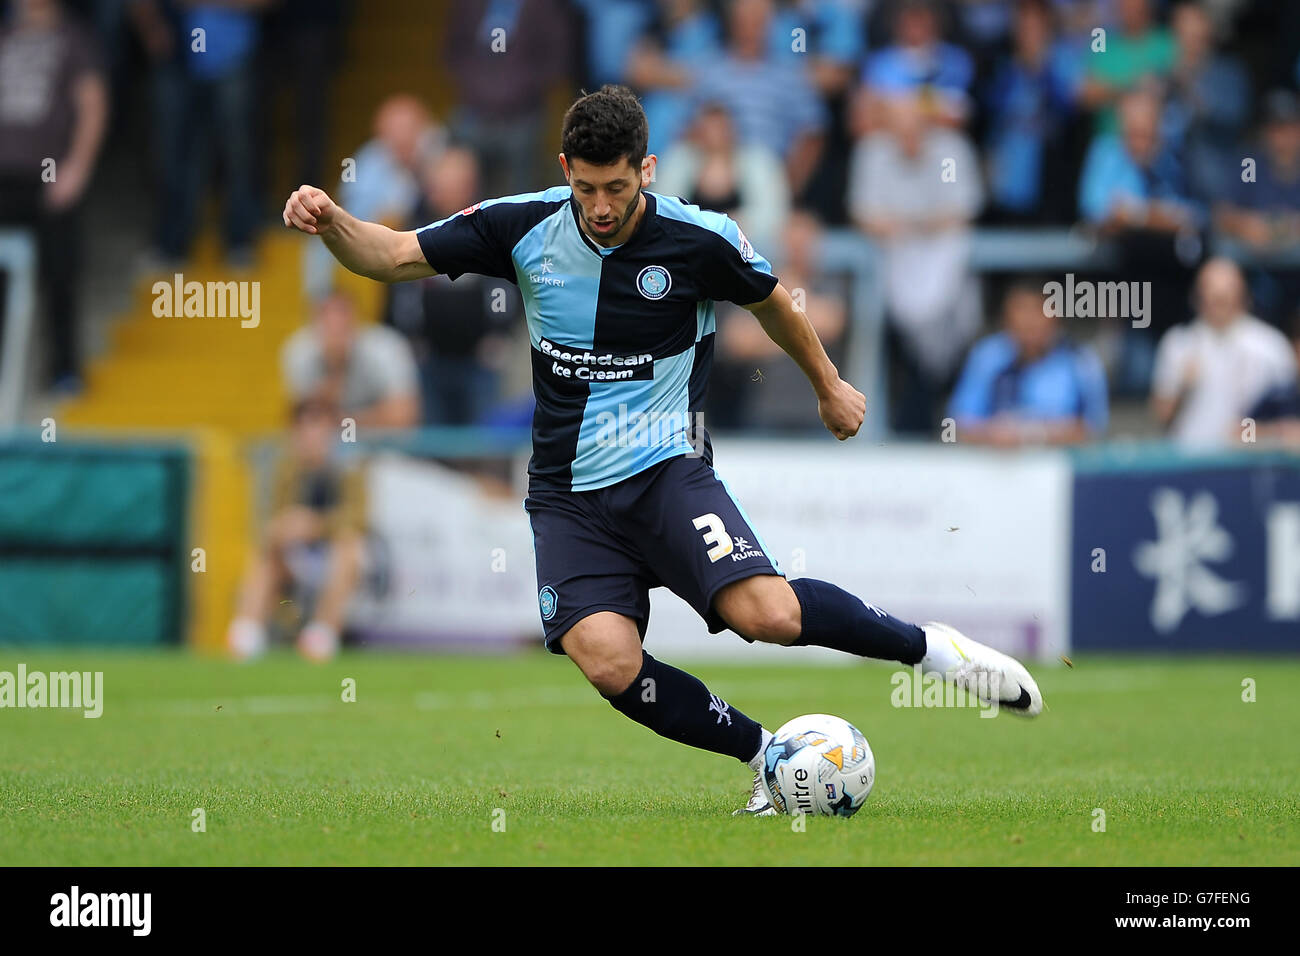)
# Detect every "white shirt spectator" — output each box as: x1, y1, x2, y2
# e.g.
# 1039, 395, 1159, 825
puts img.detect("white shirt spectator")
1152, 314, 1297, 447
282, 324, 419, 416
